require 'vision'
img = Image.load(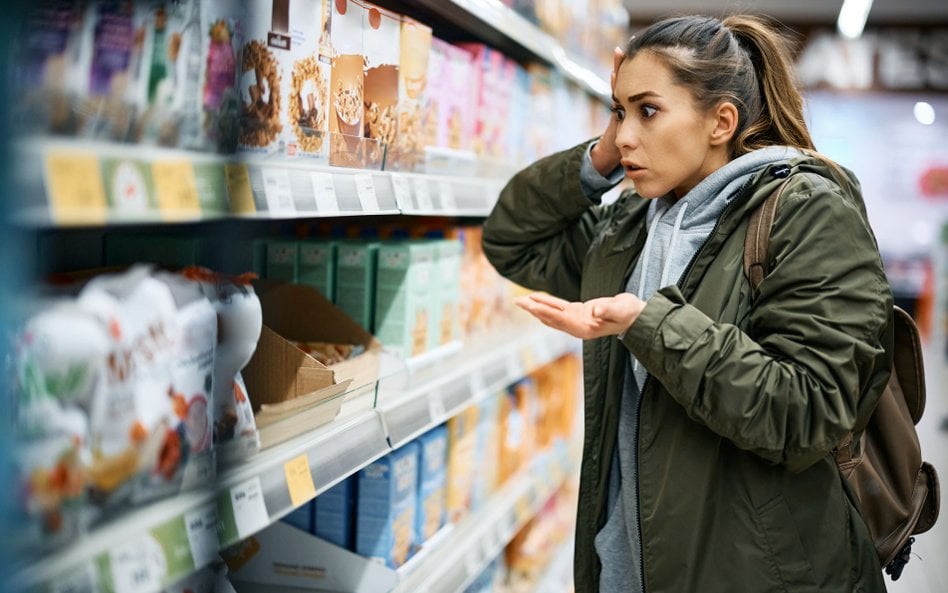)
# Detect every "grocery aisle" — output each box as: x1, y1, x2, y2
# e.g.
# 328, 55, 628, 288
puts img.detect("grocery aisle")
886, 346, 948, 593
